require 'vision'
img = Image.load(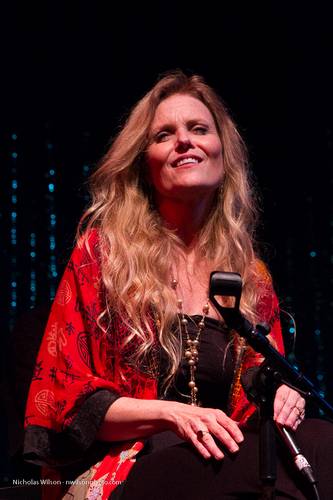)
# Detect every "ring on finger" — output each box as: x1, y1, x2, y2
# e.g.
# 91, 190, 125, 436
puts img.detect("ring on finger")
295, 408, 305, 420
197, 429, 211, 439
